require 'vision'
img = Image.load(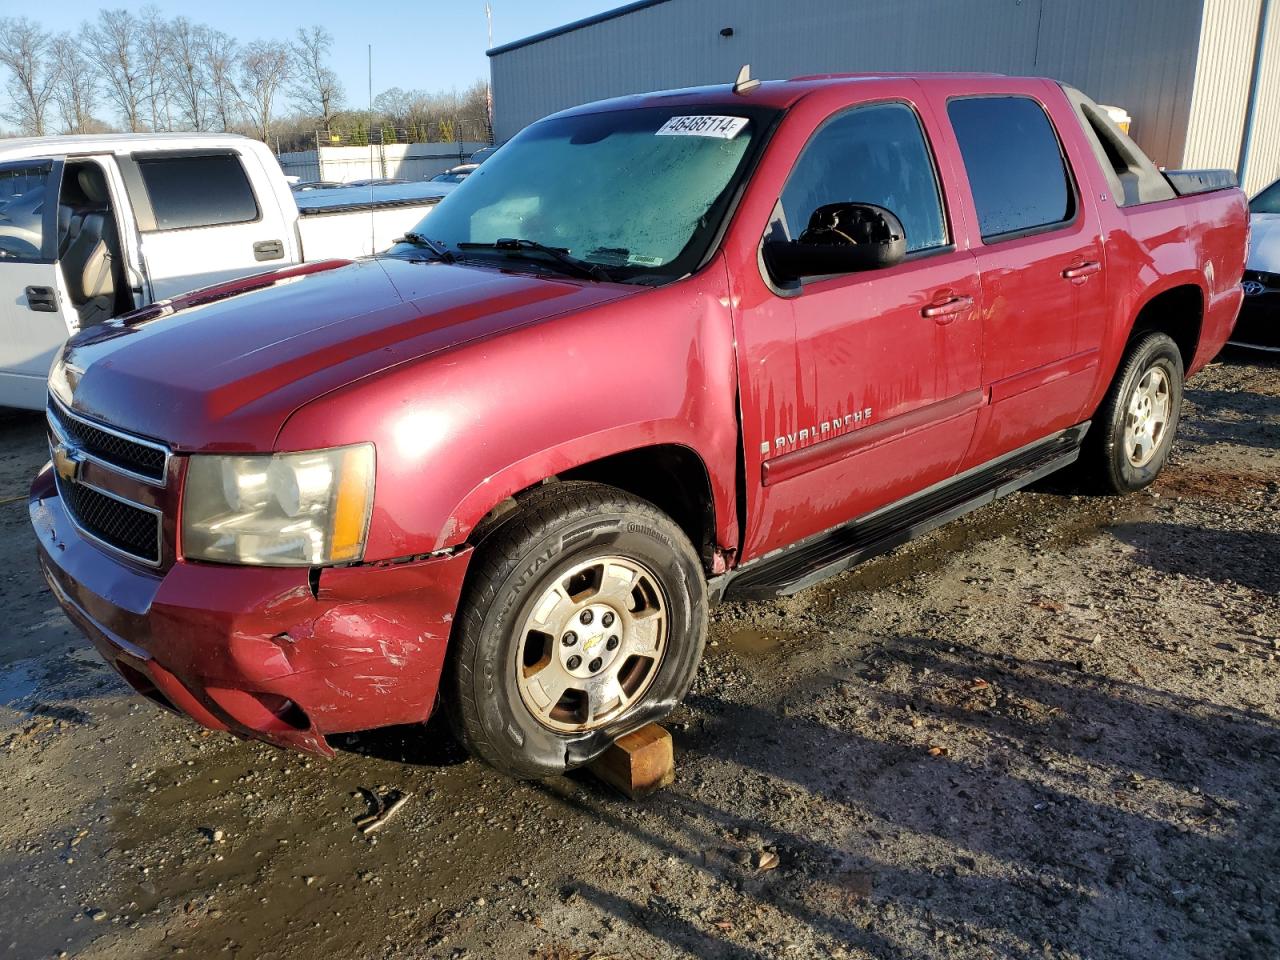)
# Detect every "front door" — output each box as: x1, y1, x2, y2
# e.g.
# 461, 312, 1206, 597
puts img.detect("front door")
739, 99, 983, 558
0, 158, 76, 409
